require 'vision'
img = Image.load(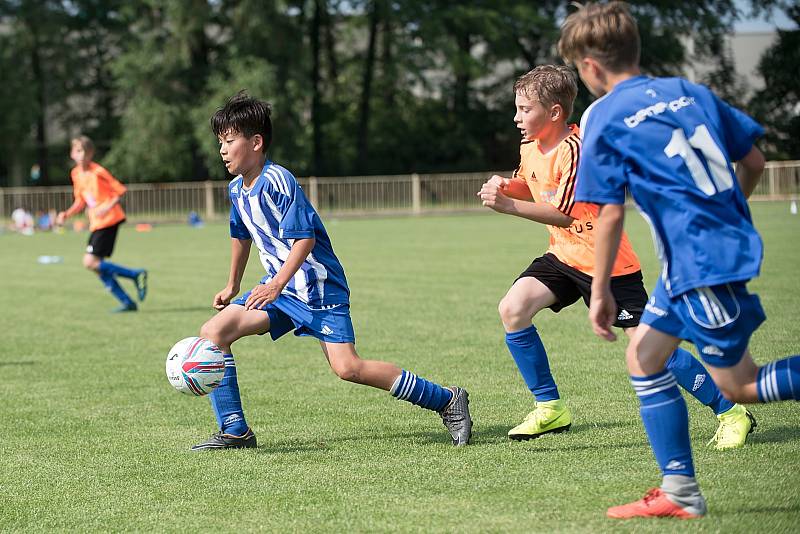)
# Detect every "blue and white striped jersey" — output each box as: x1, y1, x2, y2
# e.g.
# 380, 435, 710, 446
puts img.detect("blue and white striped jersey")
575, 76, 764, 297
228, 160, 350, 306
